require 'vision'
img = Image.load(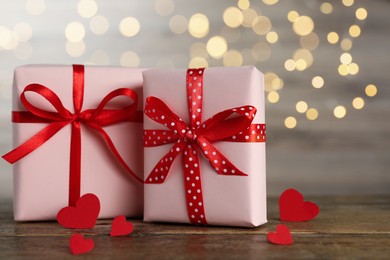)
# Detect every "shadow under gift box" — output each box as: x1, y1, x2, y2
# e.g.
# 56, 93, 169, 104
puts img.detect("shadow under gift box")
8, 65, 145, 221
143, 66, 267, 227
